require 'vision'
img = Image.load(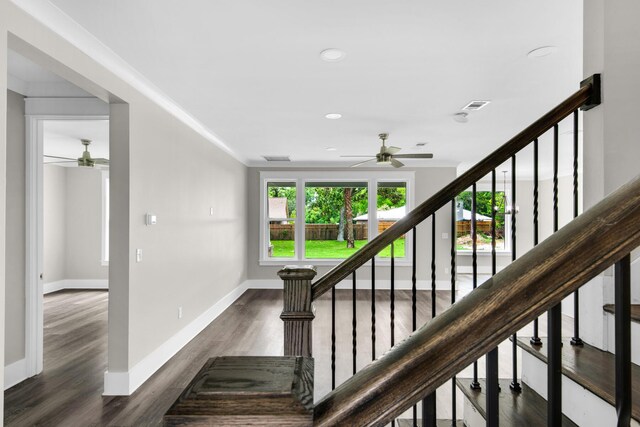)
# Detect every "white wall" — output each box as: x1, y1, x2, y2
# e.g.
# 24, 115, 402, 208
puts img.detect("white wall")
247, 166, 456, 286
0, 0, 9, 416
43, 164, 67, 284
581, 0, 640, 350
5, 90, 25, 367
42, 165, 108, 286
1, 2, 249, 396
64, 167, 107, 280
